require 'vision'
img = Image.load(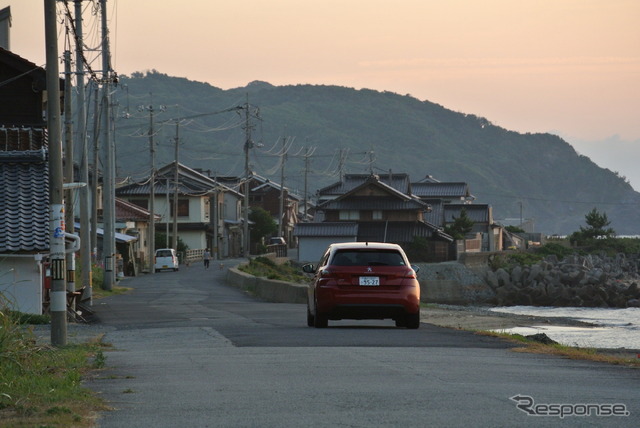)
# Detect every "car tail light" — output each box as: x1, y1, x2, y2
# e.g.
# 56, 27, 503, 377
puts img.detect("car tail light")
402, 269, 417, 279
